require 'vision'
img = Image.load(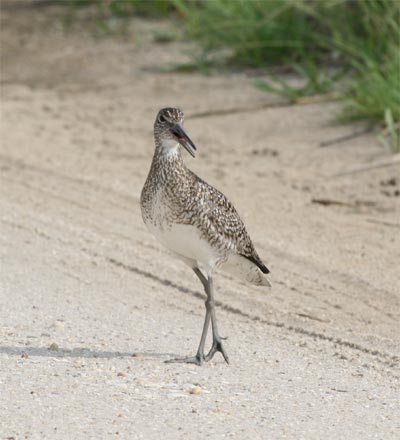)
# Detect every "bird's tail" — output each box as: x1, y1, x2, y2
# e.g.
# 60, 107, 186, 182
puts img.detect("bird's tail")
247, 268, 271, 287
220, 254, 271, 287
